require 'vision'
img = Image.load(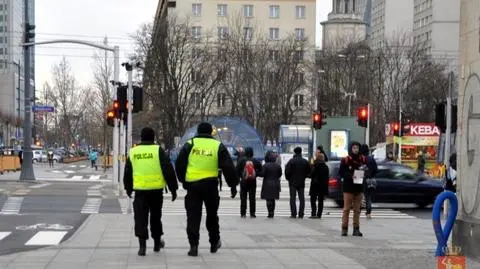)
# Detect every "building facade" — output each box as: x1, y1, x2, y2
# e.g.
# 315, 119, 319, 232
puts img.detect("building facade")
0, 0, 35, 147
453, 0, 480, 259
369, 0, 414, 49
167, 0, 317, 124
321, 0, 368, 49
